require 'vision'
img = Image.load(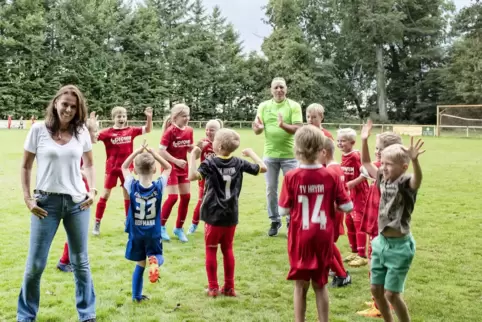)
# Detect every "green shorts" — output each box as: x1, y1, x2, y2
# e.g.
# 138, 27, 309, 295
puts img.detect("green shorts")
370, 234, 416, 293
